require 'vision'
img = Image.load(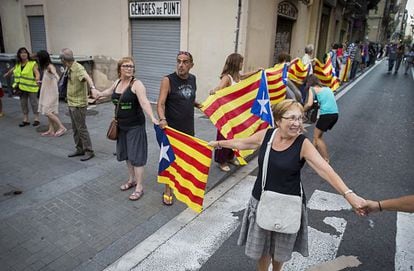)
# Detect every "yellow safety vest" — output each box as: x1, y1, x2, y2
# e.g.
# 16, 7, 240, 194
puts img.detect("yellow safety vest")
12, 61, 39, 93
